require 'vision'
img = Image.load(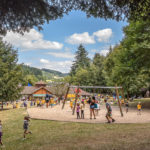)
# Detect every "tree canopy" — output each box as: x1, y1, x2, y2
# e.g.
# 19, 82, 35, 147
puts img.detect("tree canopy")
70, 44, 90, 75
0, 40, 24, 102
1, 0, 150, 35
